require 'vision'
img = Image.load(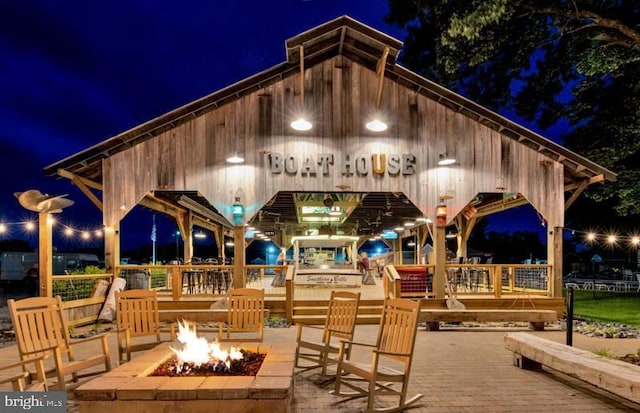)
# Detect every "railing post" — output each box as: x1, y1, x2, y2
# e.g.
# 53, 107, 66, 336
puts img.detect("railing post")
494, 265, 502, 298
171, 266, 182, 301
